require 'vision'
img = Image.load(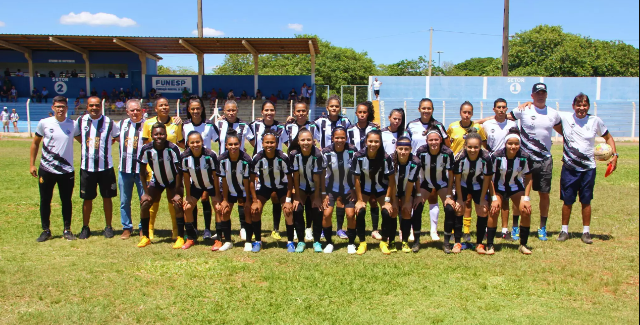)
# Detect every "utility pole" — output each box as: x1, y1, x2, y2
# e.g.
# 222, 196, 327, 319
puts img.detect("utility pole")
197, 0, 203, 37
501, 0, 509, 76
428, 27, 433, 76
